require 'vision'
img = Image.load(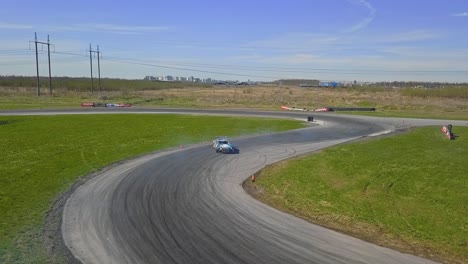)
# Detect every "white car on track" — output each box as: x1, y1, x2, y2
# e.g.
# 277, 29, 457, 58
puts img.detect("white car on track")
212, 137, 237, 154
